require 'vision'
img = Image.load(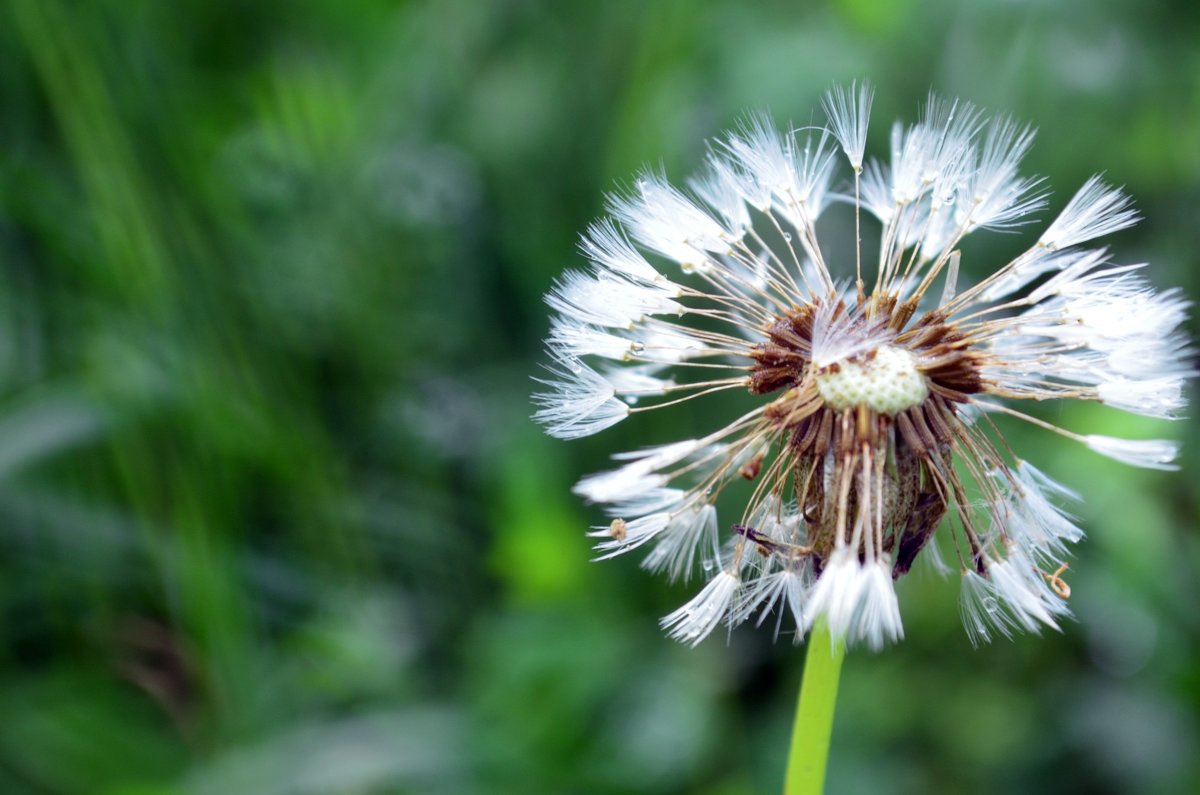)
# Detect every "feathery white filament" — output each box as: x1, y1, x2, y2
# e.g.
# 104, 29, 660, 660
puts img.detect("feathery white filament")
982, 552, 1070, 634
603, 488, 689, 519
720, 115, 838, 232
1039, 175, 1139, 251
1000, 461, 1084, 563
641, 503, 719, 583
804, 549, 903, 651
1084, 436, 1180, 470
532, 359, 628, 440
600, 365, 672, 403
961, 117, 1046, 231
580, 218, 665, 285
1097, 377, 1187, 420
822, 80, 873, 170
610, 172, 735, 269
739, 569, 809, 640
960, 571, 1017, 646
548, 317, 635, 360
809, 300, 893, 366
590, 512, 672, 558
660, 570, 740, 646
547, 270, 682, 329
689, 156, 753, 237
574, 440, 702, 503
